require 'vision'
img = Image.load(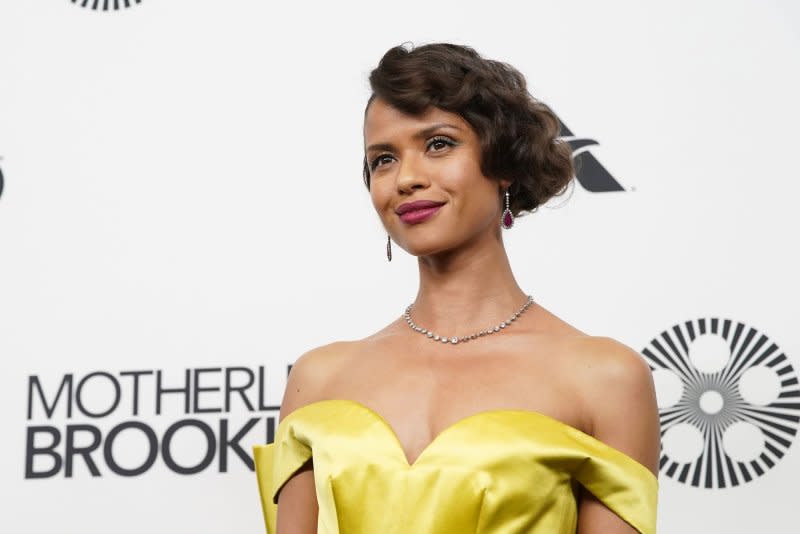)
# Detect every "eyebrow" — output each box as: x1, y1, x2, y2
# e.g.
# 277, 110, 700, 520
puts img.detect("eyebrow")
366, 122, 462, 153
